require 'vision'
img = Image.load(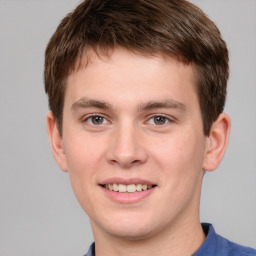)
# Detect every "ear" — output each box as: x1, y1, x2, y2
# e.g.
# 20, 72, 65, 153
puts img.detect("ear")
46, 111, 68, 172
203, 113, 231, 172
